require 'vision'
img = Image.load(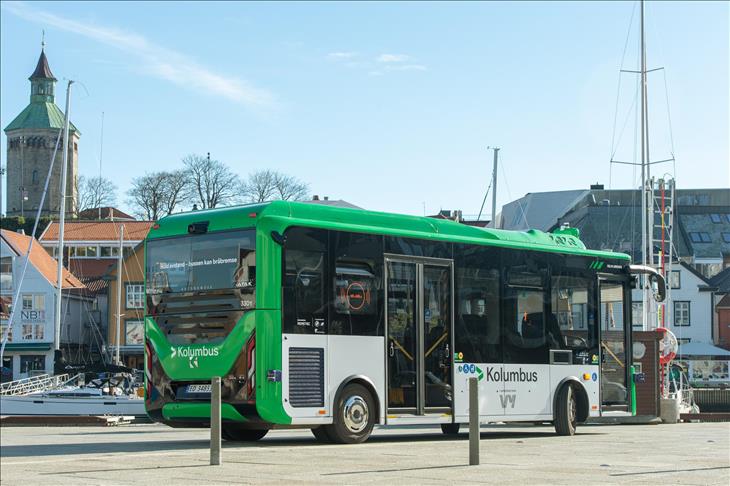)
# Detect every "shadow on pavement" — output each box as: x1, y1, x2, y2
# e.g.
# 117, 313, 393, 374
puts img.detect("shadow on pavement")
0, 427, 603, 458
